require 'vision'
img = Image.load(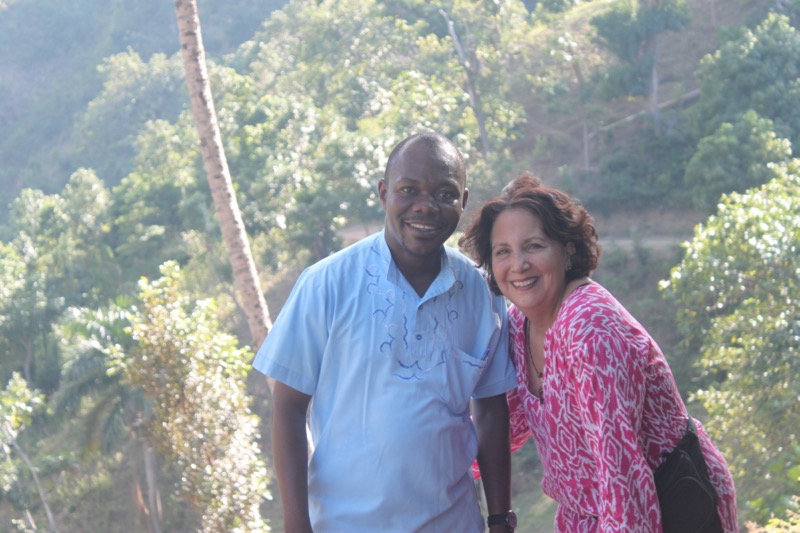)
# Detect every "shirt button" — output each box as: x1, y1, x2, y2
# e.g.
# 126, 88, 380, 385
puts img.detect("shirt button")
416, 334, 422, 340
